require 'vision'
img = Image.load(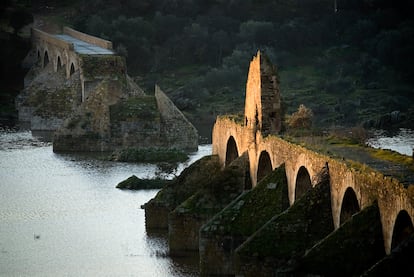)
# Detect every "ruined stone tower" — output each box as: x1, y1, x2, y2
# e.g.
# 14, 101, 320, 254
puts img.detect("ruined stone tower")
244, 51, 282, 139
